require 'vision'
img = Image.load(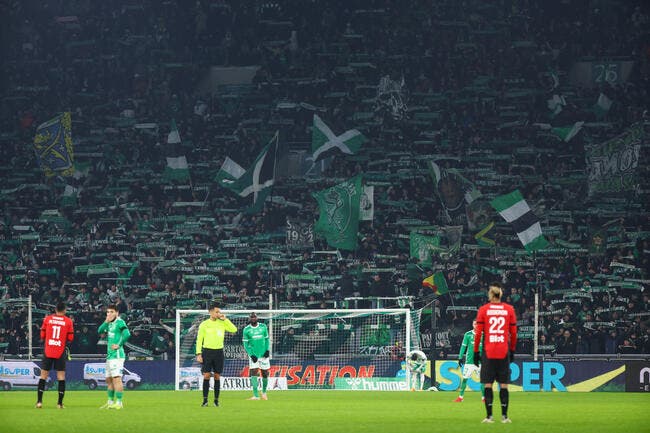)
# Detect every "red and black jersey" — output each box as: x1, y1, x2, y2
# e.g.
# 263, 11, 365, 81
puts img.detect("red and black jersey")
40, 314, 74, 359
474, 302, 517, 359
